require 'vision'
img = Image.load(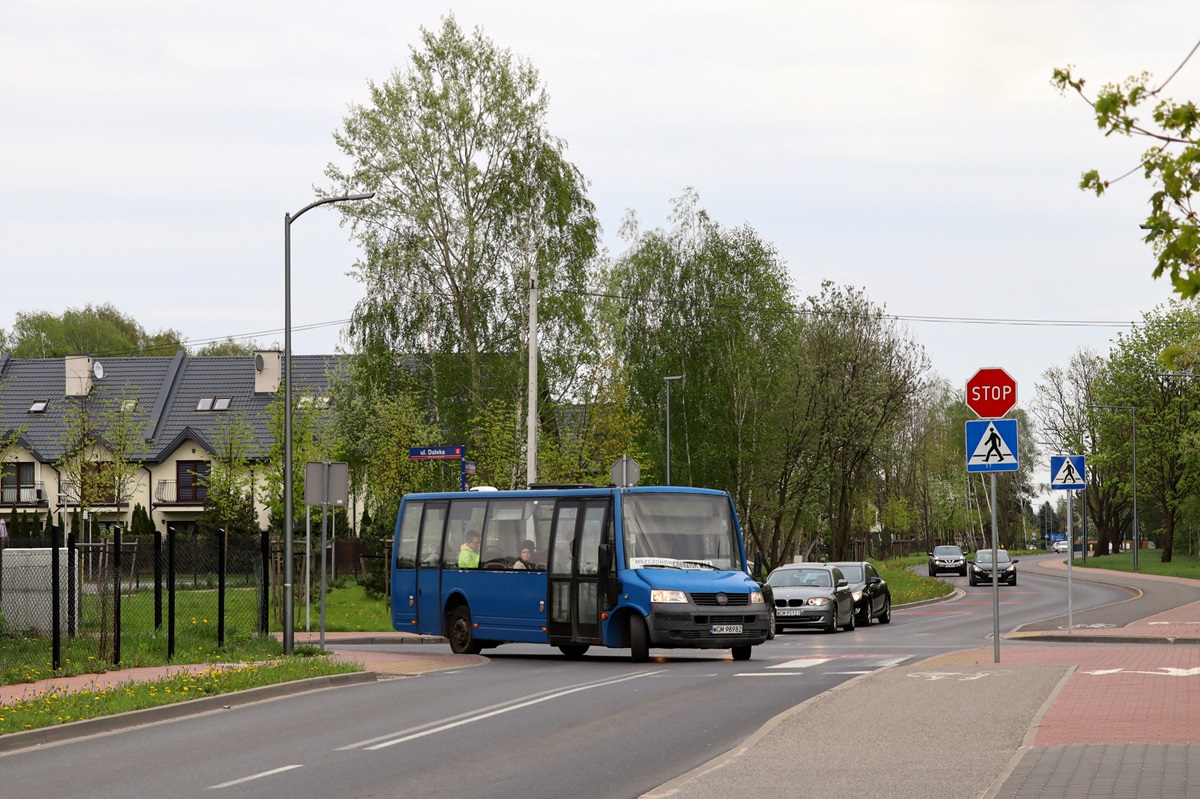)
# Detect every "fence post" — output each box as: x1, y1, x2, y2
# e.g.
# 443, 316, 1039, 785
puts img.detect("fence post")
113, 524, 122, 666
67, 532, 77, 637
154, 530, 163, 630
167, 526, 176, 661
259, 530, 269, 635
217, 529, 226, 648
51, 524, 61, 671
